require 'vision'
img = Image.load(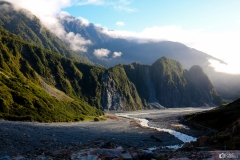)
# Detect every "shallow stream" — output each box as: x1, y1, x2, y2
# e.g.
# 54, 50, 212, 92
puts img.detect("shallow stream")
116, 108, 211, 149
